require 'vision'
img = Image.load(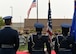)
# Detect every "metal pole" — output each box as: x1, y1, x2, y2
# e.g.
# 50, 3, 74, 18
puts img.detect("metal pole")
37, 0, 38, 22
20, 16, 21, 32
10, 6, 13, 17
49, 0, 50, 2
